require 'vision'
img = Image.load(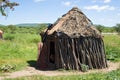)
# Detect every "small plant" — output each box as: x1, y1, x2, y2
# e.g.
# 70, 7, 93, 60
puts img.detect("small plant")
106, 54, 115, 61
0, 64, 16, 72
106, 49, 118, 61
81, 64, 89, 72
